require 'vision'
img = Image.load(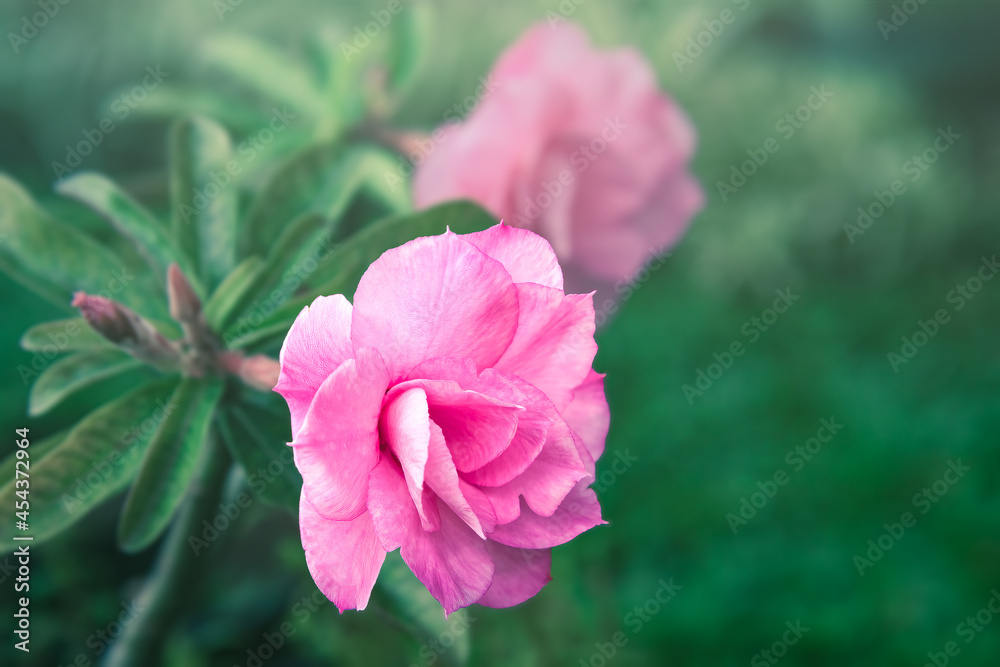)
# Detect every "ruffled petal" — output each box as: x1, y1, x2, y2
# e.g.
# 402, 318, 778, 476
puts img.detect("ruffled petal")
464, 223, 563, 290
275, 295, 354, 437
299, 492, 386, 612
489, 482, 604, 549
368, 458, 494, 614
560, 370, 609, 478
351, 232, 519, 382
291, 347, 389, 521
494, 284, 596, 411
477, 541, 551, 609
